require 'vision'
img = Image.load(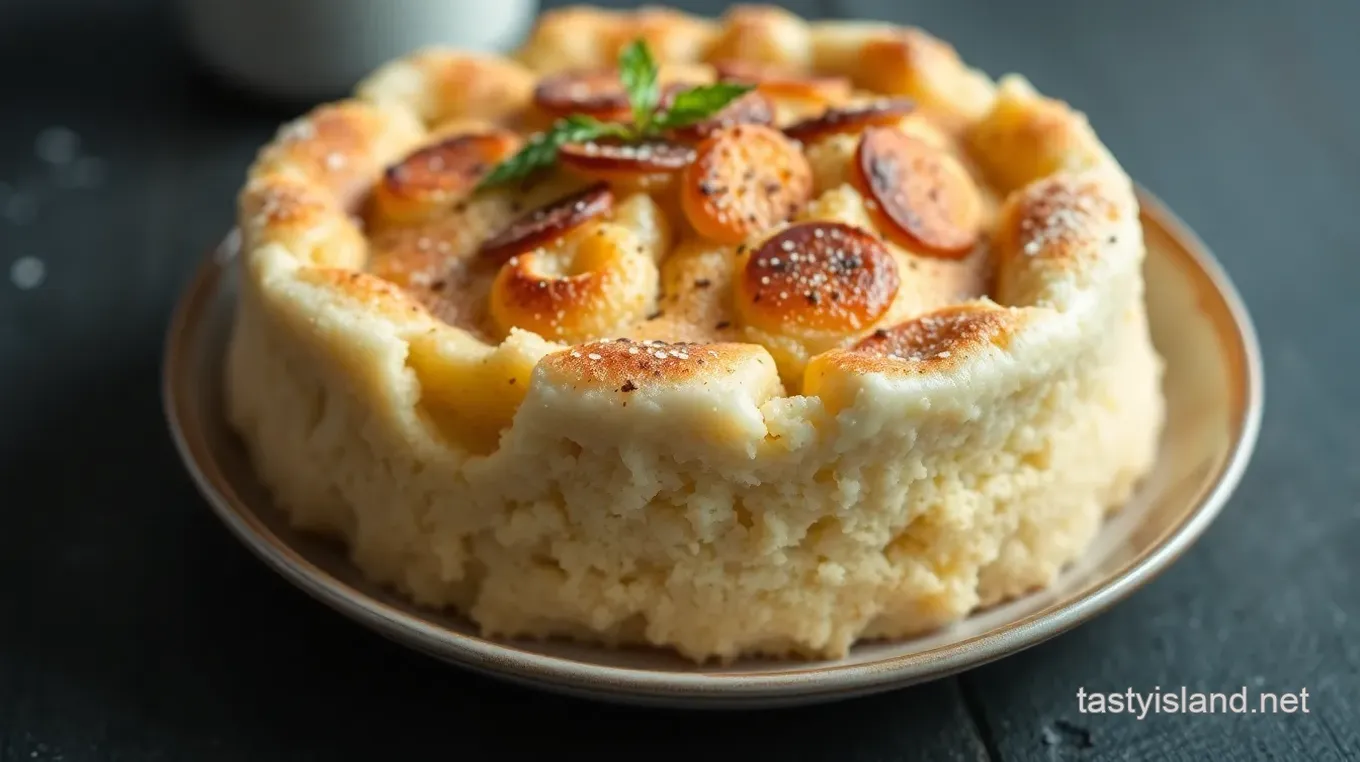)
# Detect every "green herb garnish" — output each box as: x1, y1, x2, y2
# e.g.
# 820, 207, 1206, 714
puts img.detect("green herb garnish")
476, 115, 629, 189
651, 82, 758, 131
618, 38, 661, 133
476, 40, 754, 191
